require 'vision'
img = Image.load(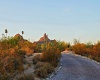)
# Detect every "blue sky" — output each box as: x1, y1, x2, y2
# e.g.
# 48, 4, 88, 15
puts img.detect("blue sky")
0, 0, 100, 43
